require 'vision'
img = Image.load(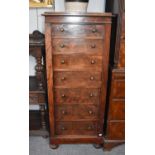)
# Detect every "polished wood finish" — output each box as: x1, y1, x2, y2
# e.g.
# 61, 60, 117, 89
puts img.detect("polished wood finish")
54, 88, 100, 105
106, 121, 125, 140
55, 121, 98, 135
53, 54, 103, 71
29, 31, 48, 136
44, 13, 112, 146
55, 104, 99, 121
103, 68, 125, 150
108, 100, 125, 120
52, 39, 103, 54
103, 0, 125, 150
54, 71, 102, 88
51, 24, 105, 38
